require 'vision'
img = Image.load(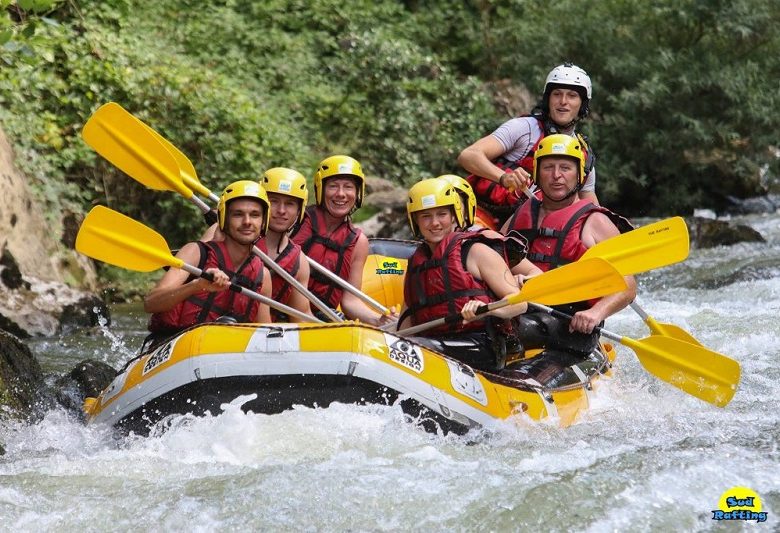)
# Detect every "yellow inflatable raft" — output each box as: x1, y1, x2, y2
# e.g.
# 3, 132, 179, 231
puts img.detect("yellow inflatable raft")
84, 322, 615, 434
